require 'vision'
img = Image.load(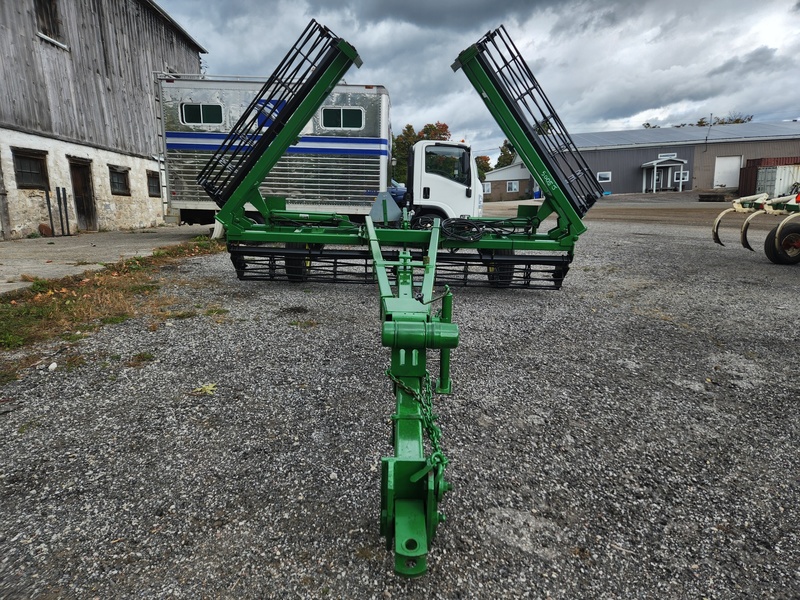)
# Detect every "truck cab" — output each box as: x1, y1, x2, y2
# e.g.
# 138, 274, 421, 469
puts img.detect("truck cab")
405, 140, 483, 219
